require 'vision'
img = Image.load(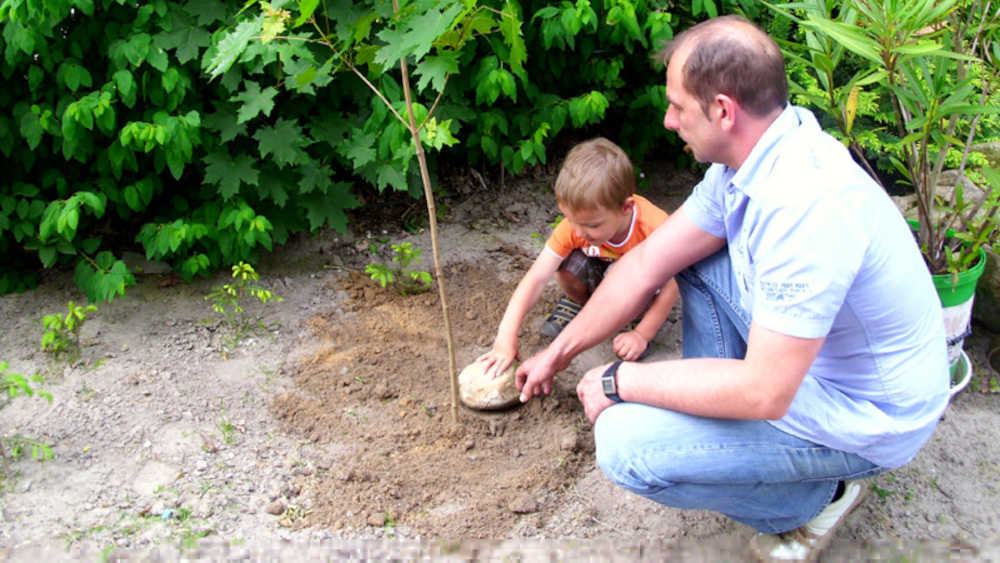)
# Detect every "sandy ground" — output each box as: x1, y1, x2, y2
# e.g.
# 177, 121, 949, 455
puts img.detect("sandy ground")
2, 166, 1000, 561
